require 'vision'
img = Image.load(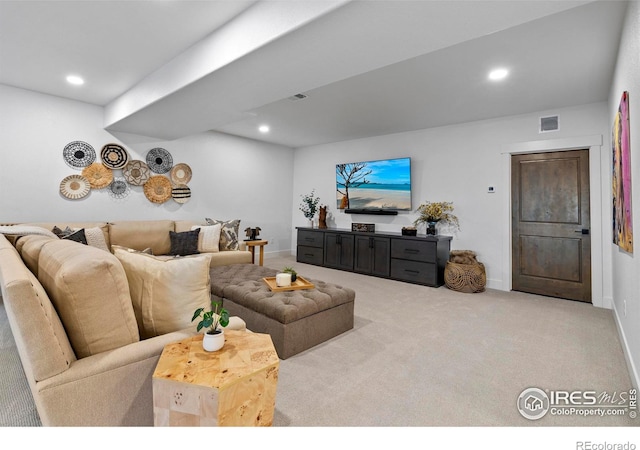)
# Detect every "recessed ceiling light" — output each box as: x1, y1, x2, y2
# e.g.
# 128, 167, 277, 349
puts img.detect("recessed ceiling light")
258, 125, 270, 133
66, 75, 84, 86
488, 68, 509, 81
